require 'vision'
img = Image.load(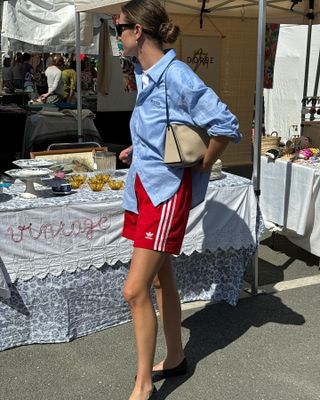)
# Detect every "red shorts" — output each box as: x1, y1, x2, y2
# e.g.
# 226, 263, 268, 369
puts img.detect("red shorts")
122, 171, 192, 255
